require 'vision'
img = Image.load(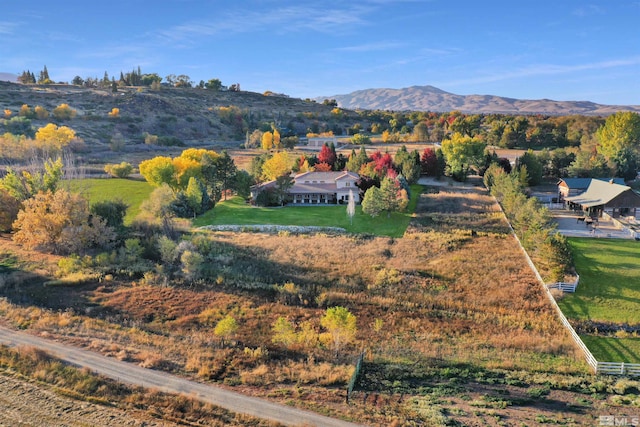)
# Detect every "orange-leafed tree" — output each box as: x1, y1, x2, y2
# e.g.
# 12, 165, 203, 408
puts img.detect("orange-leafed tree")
12, 189, 114, 254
